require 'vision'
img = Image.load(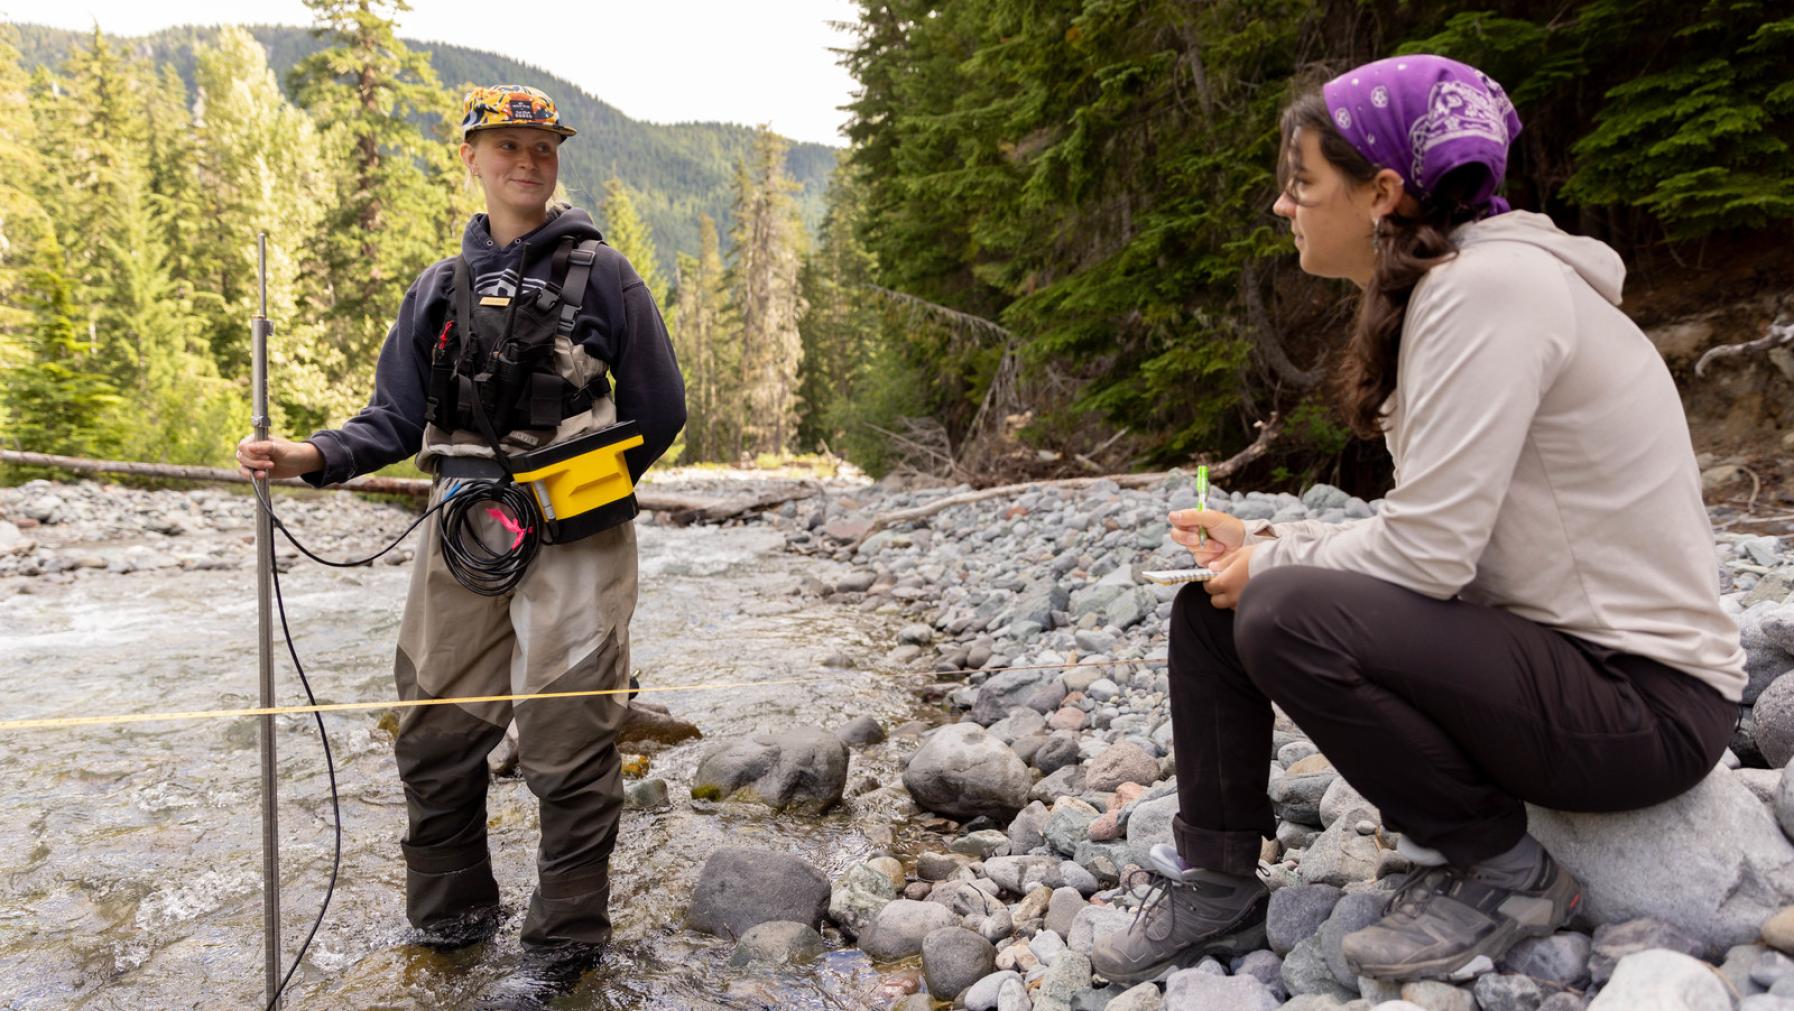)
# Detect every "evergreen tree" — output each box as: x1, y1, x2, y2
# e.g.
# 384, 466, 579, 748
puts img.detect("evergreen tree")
726, 125, 807, 457
3, 252, 125, 458
600, 175, 667, 305
672, 215, 733, 461
290, 0, 462, 390
795, 165, 879, 454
